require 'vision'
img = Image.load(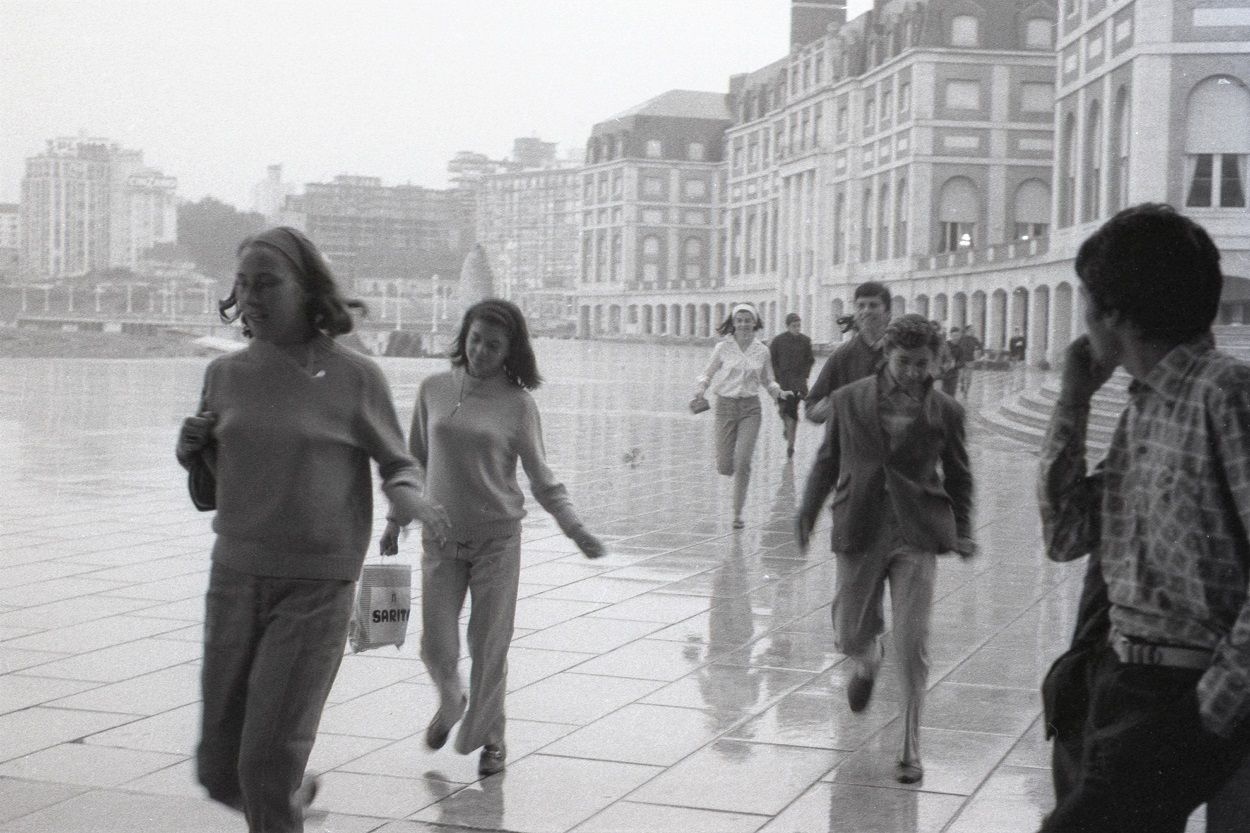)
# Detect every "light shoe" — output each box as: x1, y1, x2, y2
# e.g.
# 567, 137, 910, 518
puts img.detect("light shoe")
478, 743, 506, 776
425, 694, 467, 750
